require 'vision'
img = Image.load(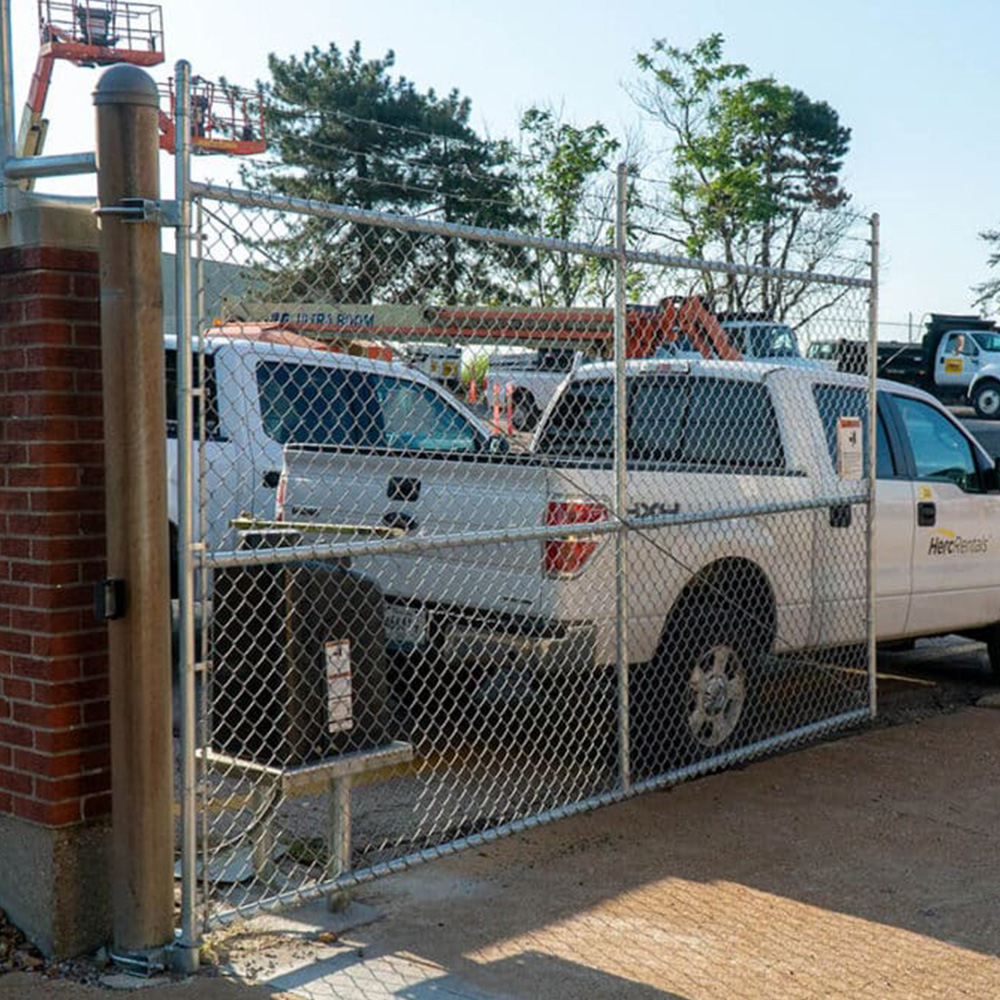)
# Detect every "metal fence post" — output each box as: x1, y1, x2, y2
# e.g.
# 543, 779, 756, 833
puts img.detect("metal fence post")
93, 65, 174, 962
867, 212, 881, 719
0, 0, 15, 214
614, 163, 630, 791
173, 59, 201, 974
